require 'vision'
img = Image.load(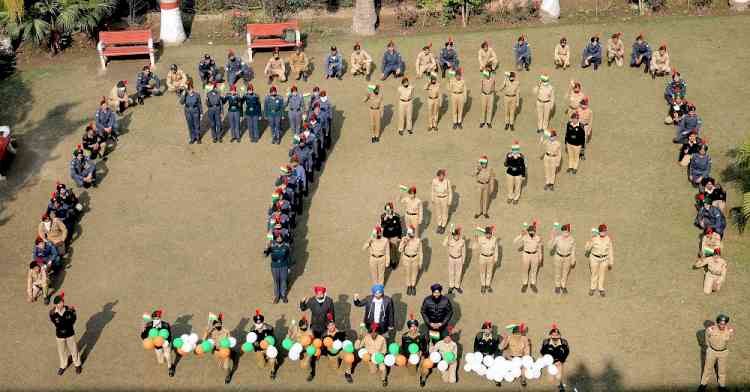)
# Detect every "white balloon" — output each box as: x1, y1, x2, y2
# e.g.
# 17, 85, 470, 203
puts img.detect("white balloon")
182, 343, 194, 353
475, 364, 487, 376
437, 360, 448, 372
358, 348, 368, 359
464, 352, 475, 364
503, 373, 515, 382
291, 342, 303, 352
189, 333, 199, 343
180, 334, 189, 341
408, 353, 420, 365
429, 352, 442, 363
384, 354, 396, 367
486, 370, 496, 381
289, 351, 300, 361
521, 355, 534, 369
483, 355, 495, 367
547, 364, 559, 376
532, 369, 542, 379
542, 354, 554, 366
228, 337, 237, 348
332, 340, 343, 351
511, 356, 523, 367
524, 368, 534, 379
463, 363, 473, 372
266, 346, 278, 359
246, 332, 258, 343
